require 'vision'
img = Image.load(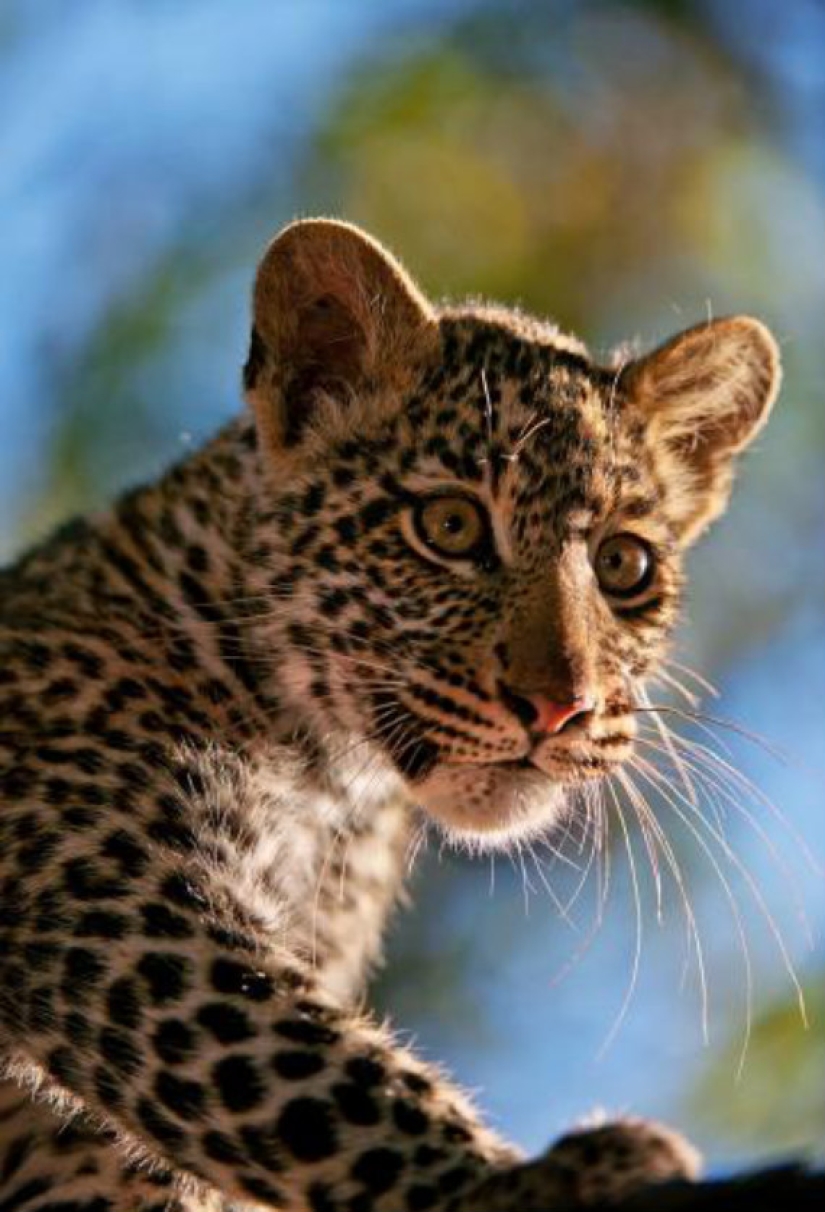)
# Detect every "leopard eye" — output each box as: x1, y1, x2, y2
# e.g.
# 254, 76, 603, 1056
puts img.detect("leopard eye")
414, 495, 487, 559
595, 534, 655, 599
